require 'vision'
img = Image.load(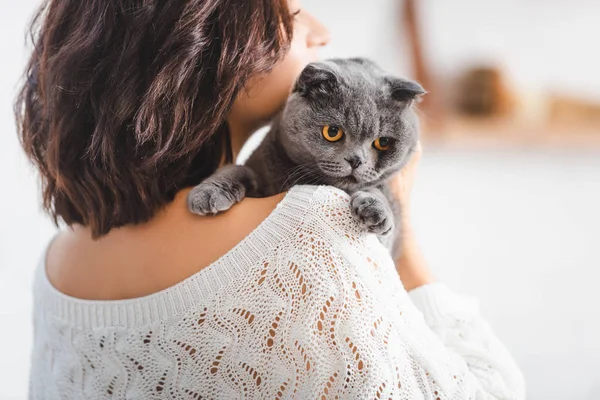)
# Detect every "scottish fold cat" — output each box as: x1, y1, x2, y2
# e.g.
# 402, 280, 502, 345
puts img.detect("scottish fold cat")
188, 58, 424, 258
